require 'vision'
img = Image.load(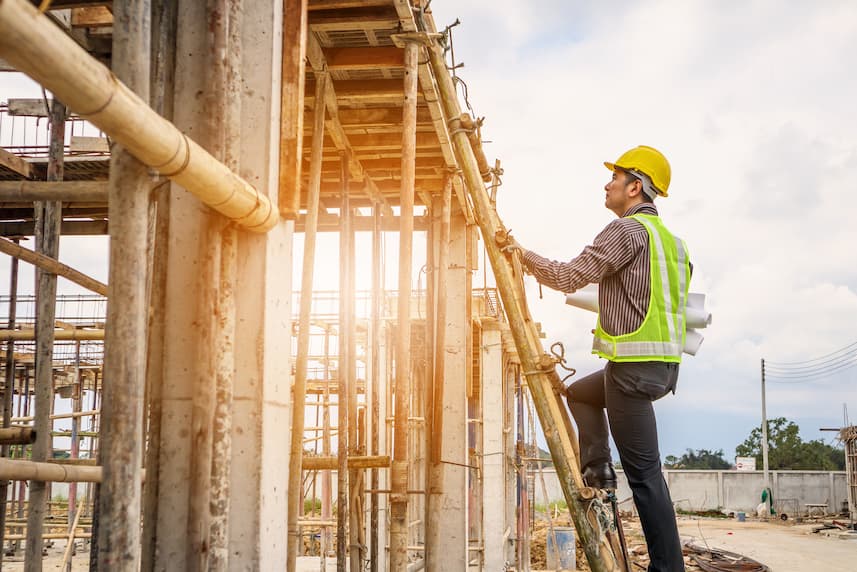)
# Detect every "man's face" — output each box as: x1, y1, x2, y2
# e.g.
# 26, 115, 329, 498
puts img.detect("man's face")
604, 169, 636, 216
